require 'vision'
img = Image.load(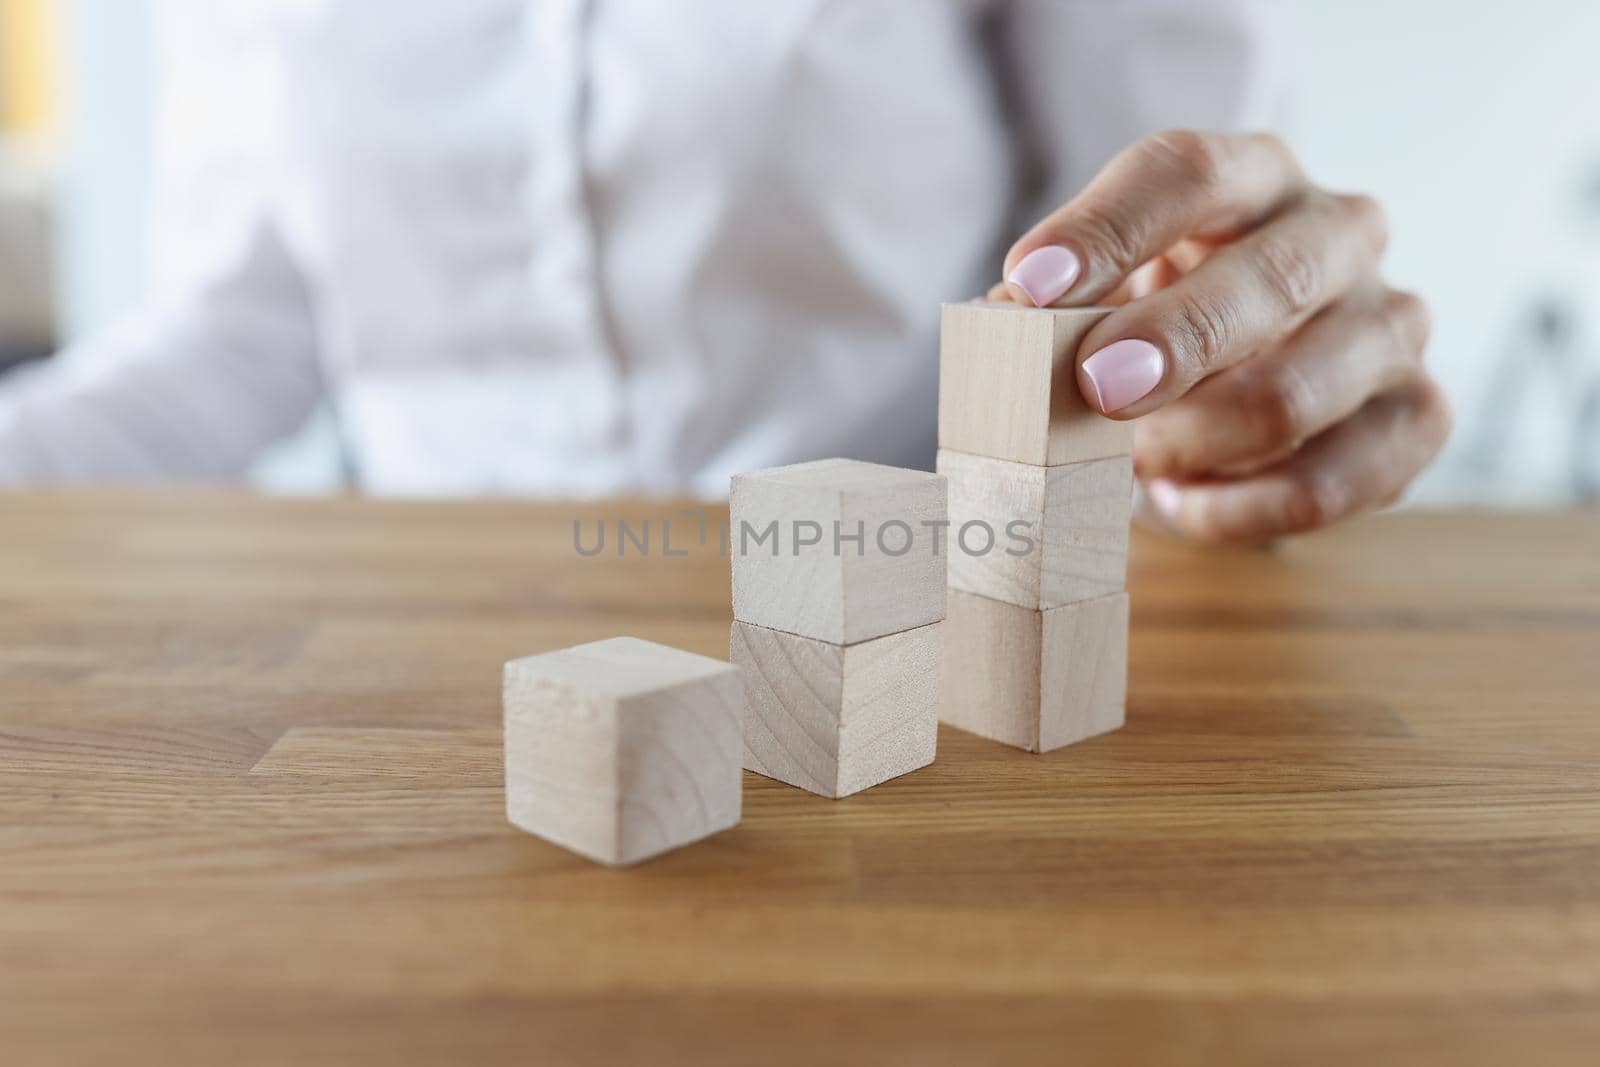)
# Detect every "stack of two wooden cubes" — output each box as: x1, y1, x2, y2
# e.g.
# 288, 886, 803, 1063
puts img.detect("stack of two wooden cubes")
729, 459, 948, 799
937, 302, 1134, 753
